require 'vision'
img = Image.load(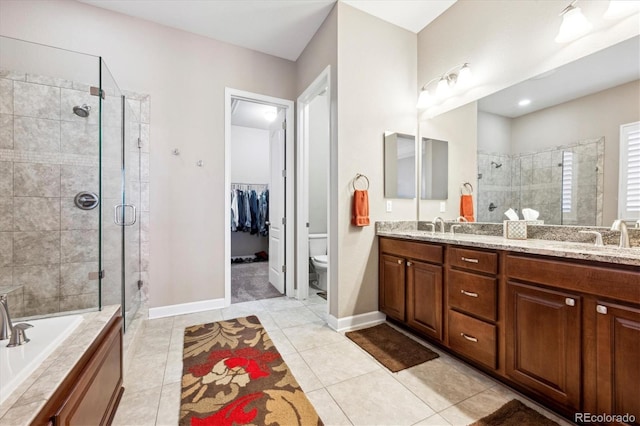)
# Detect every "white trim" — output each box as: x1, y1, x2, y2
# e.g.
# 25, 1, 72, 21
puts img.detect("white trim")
618, 121, 640, 221
224, 88, 295, 305
296, 66, 331, 308
327, 311, 387, 333
148, 298, 225, 319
